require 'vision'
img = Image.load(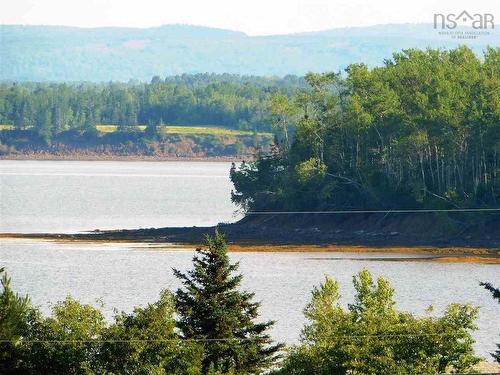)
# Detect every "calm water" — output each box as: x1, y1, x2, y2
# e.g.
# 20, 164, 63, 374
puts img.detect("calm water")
0, 160, 240, 233
0, 161, 499, 359
0, 239, 499, 358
